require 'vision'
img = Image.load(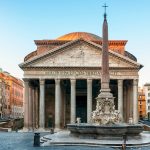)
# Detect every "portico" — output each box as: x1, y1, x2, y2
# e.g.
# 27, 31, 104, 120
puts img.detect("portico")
22, 75, 139, 130
20, 32, 142, 131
